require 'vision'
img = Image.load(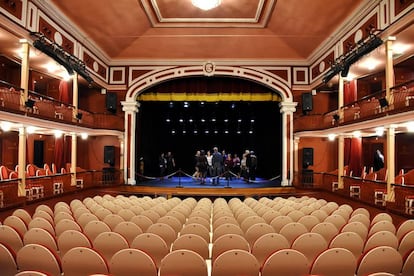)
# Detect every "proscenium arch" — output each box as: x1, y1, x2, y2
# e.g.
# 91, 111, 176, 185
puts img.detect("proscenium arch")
122, 64, 297, 186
